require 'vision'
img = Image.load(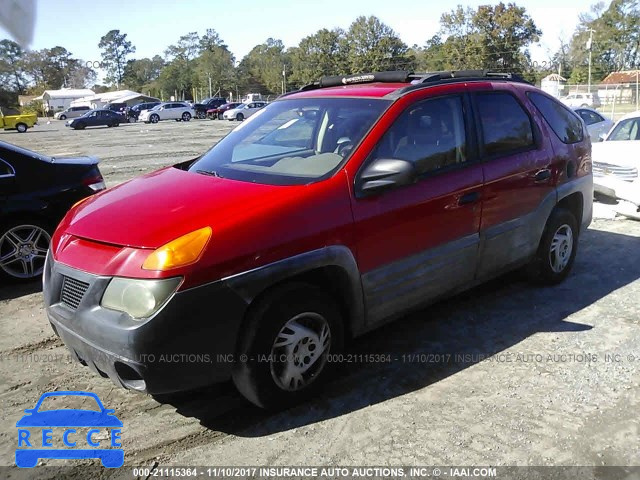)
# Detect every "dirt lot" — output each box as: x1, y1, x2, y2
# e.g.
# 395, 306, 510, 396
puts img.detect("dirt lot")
0, 119, 639, 477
